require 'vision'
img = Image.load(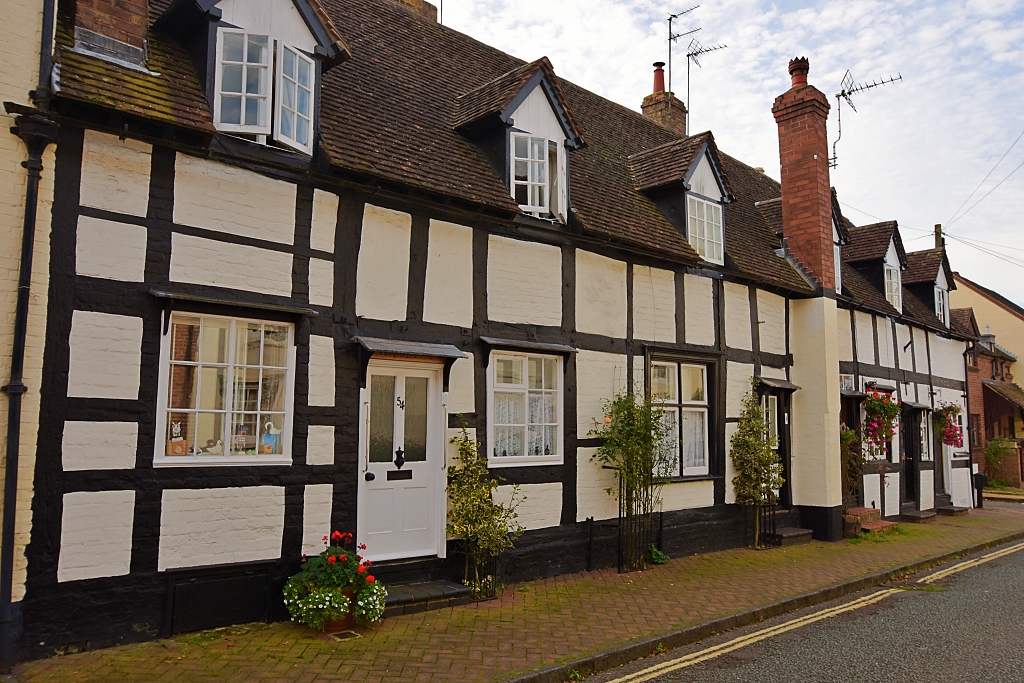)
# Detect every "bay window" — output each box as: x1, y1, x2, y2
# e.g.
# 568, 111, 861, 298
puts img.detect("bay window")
488, 352, 563, 466
687, 196, 724, 265
651, 361, 709, 476
156, 313, 295, 466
